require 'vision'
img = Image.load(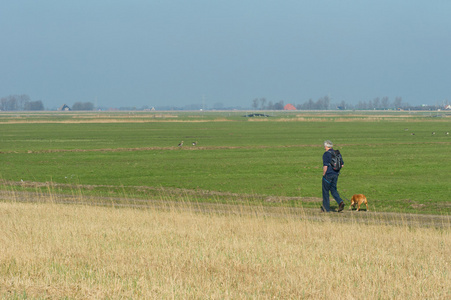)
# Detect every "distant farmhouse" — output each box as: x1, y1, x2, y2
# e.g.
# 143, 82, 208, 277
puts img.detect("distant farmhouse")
58, 104, 71, 111
284, 103, 296, 110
